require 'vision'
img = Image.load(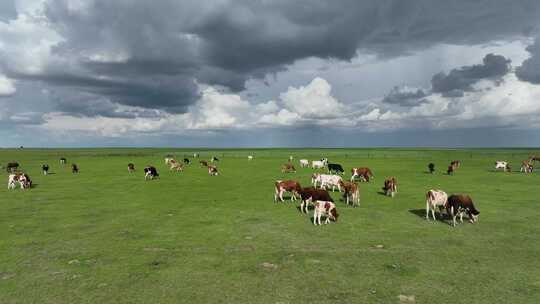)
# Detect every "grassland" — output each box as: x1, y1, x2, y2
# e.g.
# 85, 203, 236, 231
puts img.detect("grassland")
1, 148, 539, 304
